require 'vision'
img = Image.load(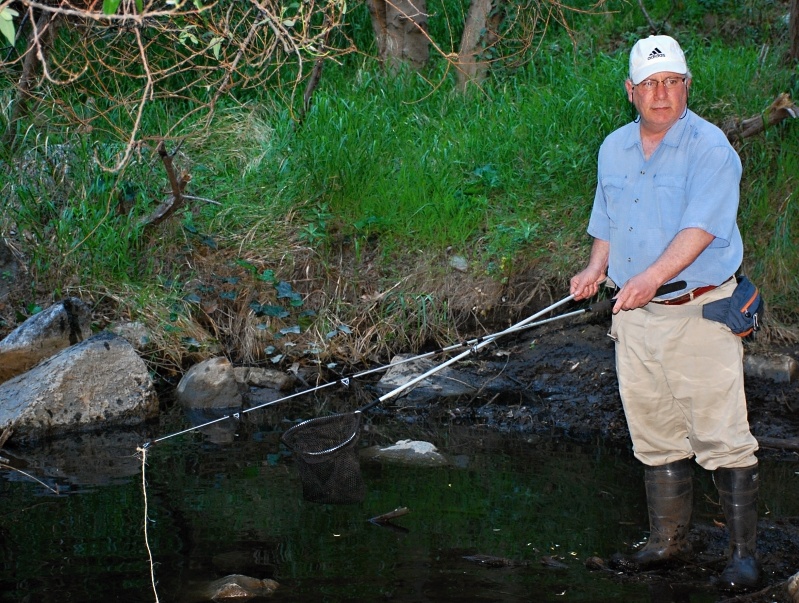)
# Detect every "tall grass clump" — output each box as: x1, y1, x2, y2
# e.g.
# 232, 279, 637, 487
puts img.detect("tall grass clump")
282, 45, 628, 275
